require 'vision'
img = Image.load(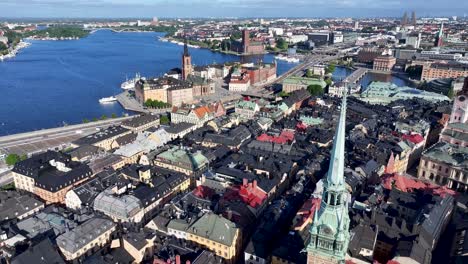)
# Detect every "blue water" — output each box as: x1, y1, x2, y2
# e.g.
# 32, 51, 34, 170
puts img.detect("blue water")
332, 66, 414, 89
0, 30, 297, 136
